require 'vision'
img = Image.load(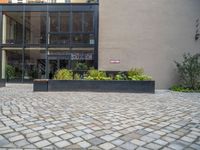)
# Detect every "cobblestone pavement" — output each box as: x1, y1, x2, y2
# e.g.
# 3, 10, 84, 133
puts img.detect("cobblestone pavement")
0, 84, 200, 150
